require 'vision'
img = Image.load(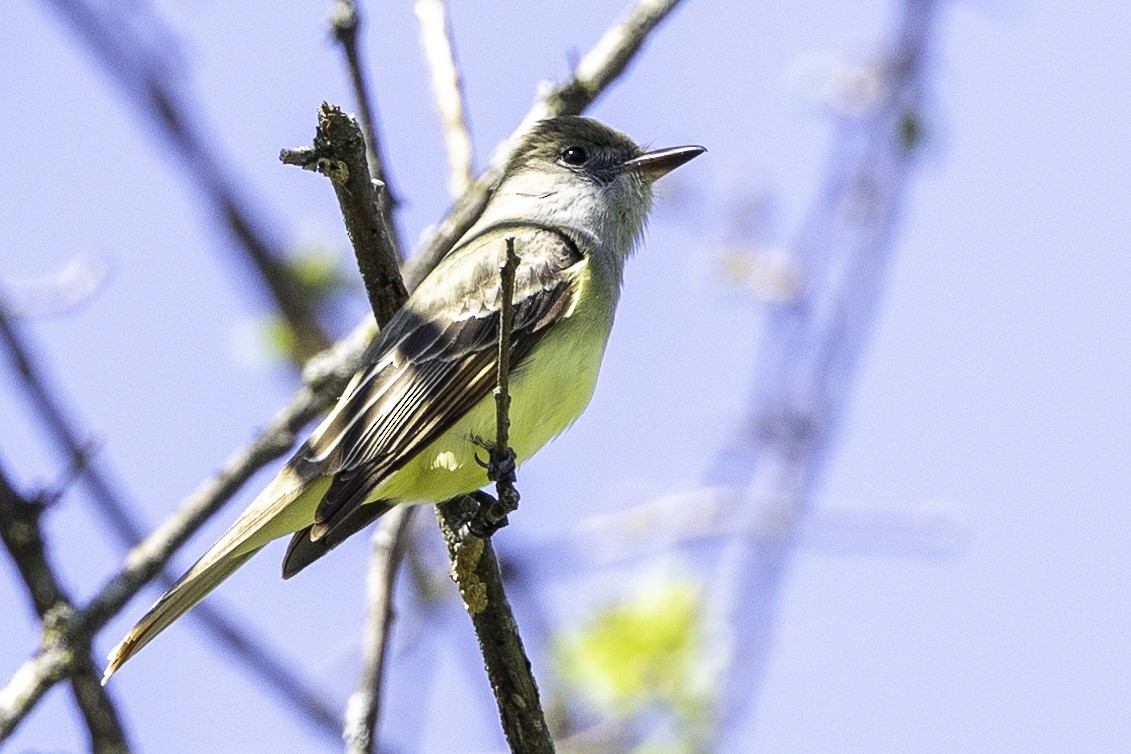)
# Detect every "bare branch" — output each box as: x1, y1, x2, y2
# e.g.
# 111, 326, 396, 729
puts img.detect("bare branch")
468, 237, 522, 534
434, 505, 554, 754
414, 0, 474, 197
402, 0, 688, 290
283, 102, 419, 753
342, 507, 415, 754
0, 463, 131, 752
282, 104, 407, 324
0, 344, 354, 737
0, 291, 341, 739
330, 0, 405, 260
494, 239, 519, 479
